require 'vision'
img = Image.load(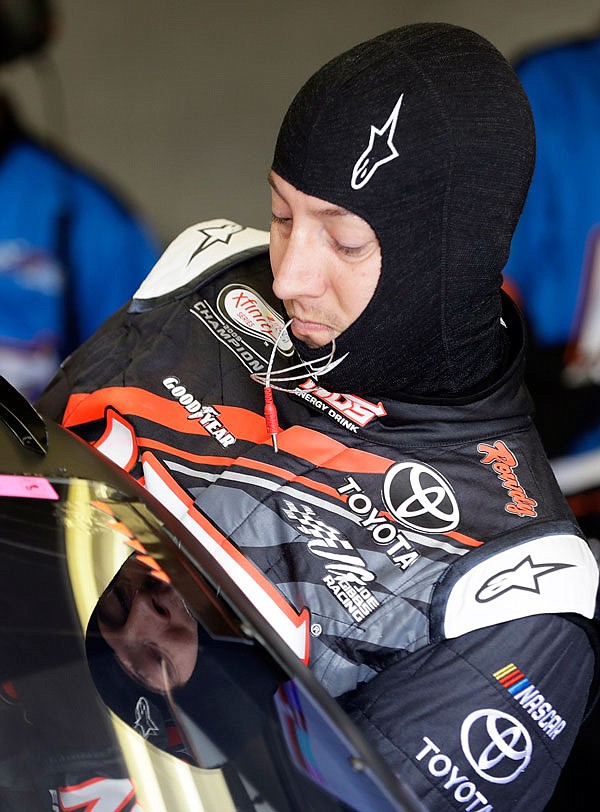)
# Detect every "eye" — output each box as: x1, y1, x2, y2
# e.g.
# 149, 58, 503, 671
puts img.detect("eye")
334, 242, 367, 257
270, 214, 291, 226
98, 585, 131, 628
327, 218, 378, 260
152, 597, 168, 616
